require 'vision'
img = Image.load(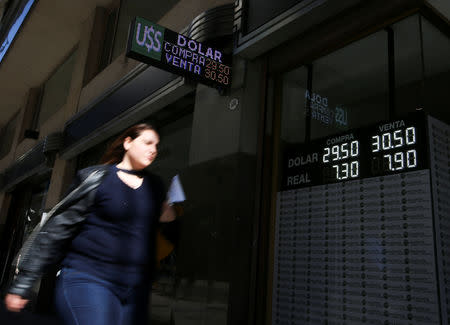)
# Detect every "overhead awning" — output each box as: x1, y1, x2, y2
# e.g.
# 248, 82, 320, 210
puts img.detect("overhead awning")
0, 133, 63, 191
